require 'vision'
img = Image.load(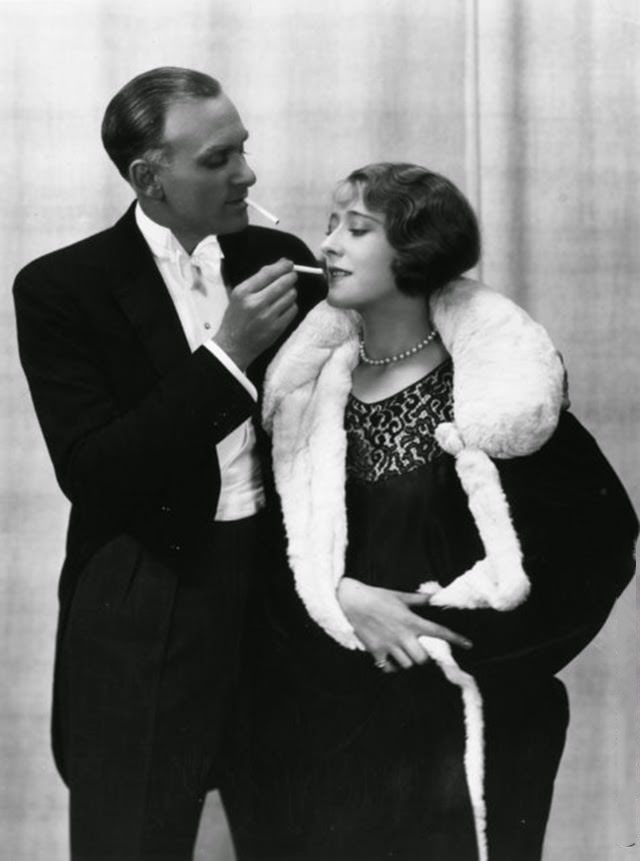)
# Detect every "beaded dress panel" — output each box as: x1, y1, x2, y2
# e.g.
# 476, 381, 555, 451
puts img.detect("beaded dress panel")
346, 360, 454, 484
